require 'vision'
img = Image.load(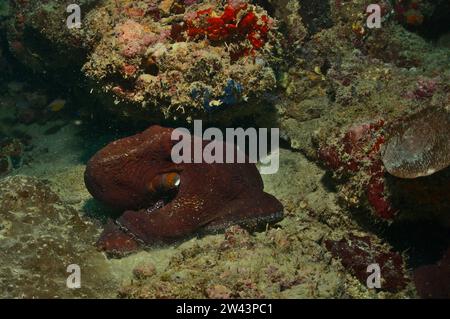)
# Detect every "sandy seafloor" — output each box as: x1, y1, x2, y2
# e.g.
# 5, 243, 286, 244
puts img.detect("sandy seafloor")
0, 101, 417, 299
